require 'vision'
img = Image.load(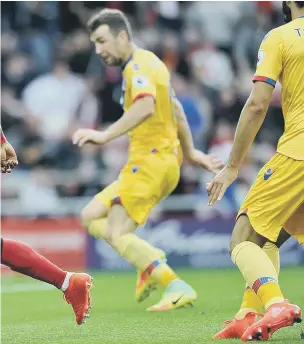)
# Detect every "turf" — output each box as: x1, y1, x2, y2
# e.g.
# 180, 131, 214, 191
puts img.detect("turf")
2, 267, 304, 344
